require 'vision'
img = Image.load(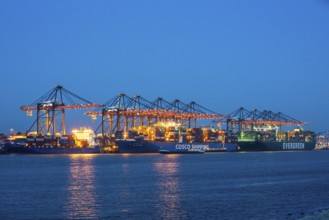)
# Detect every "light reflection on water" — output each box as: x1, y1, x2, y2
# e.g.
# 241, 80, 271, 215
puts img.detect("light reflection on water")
1, 152, 329, 219
119, 162, 131, 213
65, 154, 98, 219
154, 155, 186, 219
